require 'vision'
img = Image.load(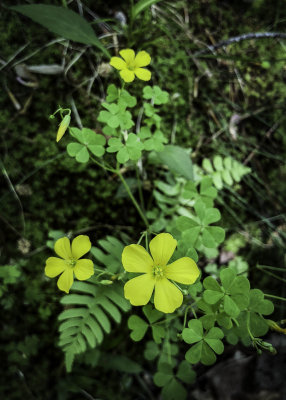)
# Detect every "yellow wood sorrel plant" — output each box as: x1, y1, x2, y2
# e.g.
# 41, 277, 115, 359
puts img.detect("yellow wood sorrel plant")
45, 49, 279, 399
